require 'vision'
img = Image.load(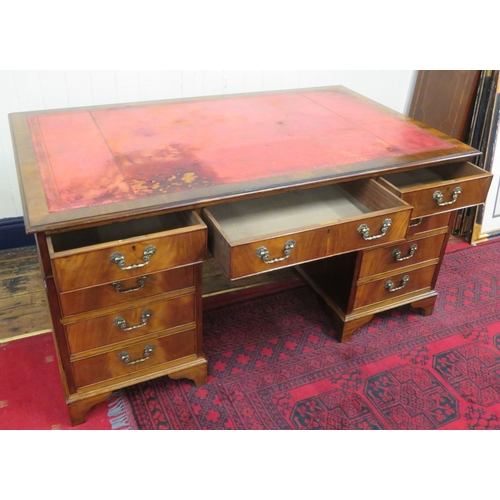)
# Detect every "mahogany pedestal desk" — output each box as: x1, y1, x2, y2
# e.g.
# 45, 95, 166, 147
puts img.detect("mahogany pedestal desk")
10, 86, 493, 426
